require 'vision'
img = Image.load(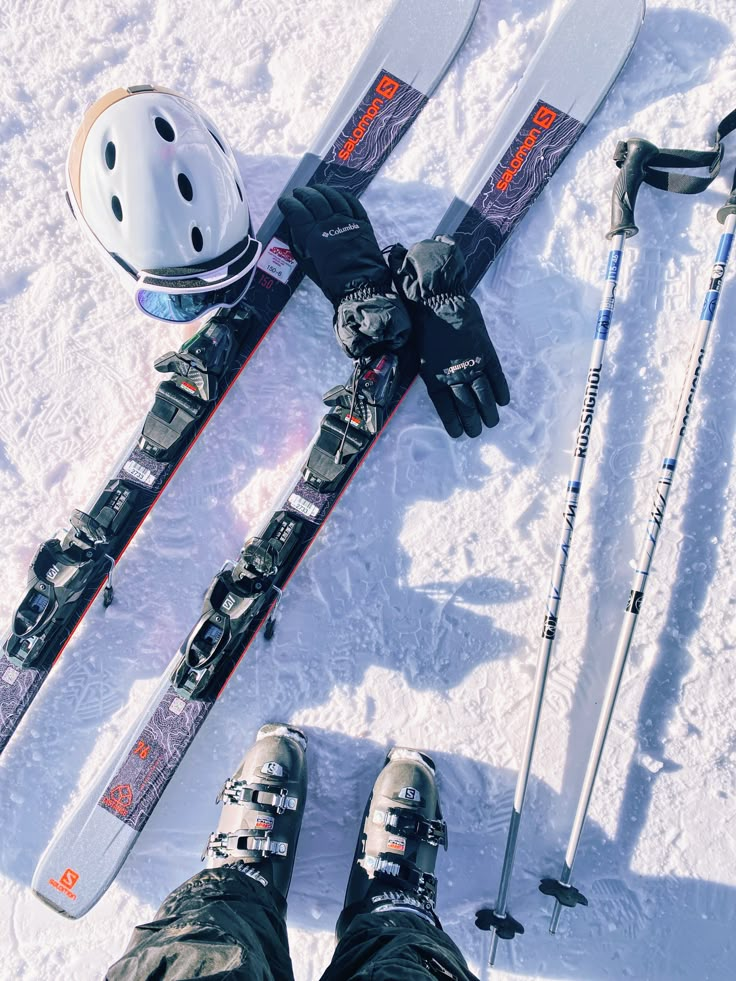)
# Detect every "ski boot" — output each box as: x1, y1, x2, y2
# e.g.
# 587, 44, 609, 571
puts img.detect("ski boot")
203, 722, 308, 903
336, 746, 448, 940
